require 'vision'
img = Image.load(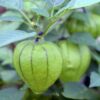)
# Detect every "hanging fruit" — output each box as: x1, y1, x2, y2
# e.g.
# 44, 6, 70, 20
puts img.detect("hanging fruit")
66, 13, 100, 38
57, 40, 91, 82
13, 40, 62, 94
